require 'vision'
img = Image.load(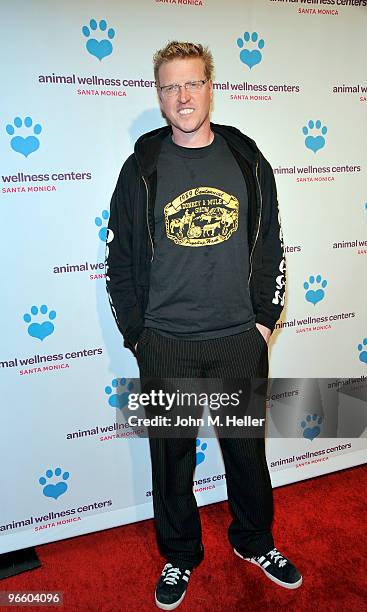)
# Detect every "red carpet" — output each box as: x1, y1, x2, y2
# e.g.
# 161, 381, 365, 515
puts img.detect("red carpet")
3, 465, 366, 611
